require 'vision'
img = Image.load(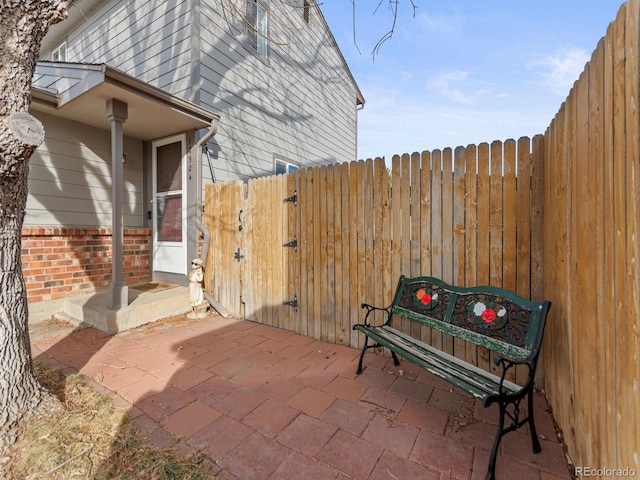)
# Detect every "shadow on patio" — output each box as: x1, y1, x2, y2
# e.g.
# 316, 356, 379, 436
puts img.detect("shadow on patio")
31, 313, 572, 480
